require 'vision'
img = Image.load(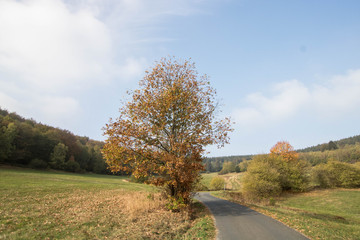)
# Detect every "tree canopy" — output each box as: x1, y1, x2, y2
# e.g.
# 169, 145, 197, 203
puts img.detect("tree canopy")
270, 141, 299, 162
103, 57, 232, 205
